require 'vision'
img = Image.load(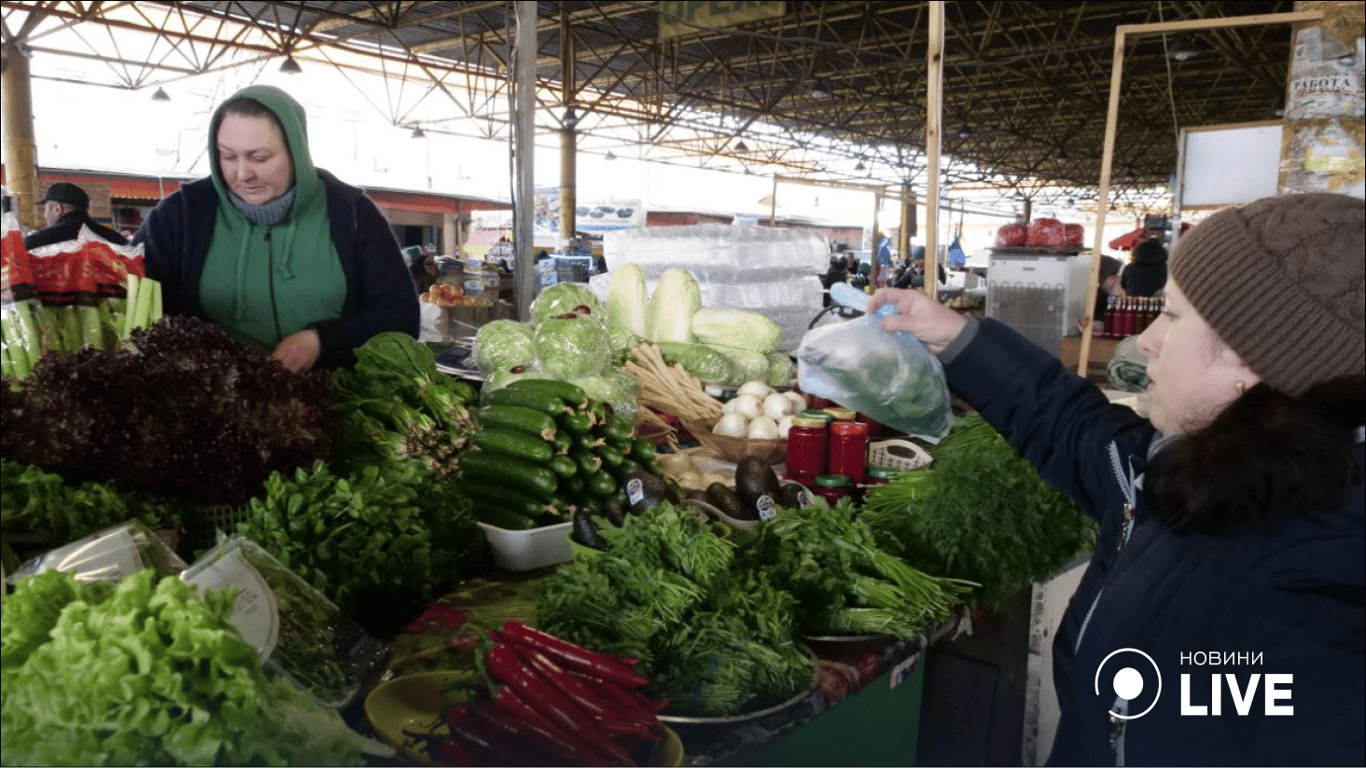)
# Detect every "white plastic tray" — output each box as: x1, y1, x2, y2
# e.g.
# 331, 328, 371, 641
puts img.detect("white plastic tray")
477, 521, 573, 571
